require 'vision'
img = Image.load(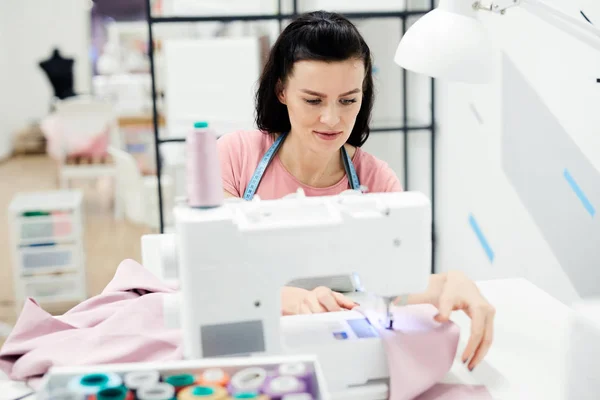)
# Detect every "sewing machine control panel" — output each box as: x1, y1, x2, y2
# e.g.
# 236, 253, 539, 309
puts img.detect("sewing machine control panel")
281, 311, 381, 349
